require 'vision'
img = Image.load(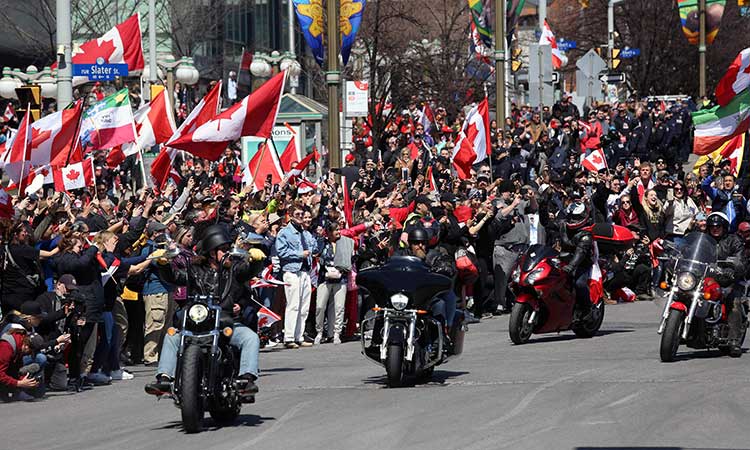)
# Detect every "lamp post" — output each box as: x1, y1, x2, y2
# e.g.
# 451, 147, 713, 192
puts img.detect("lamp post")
141, 54, 200, 106
250, 50, 301, 92
0, 65, 58, 101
